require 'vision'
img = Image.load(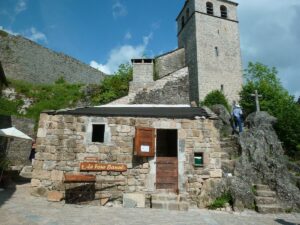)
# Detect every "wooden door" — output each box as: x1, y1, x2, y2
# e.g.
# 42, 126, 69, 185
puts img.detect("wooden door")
156, 157, 178, 191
